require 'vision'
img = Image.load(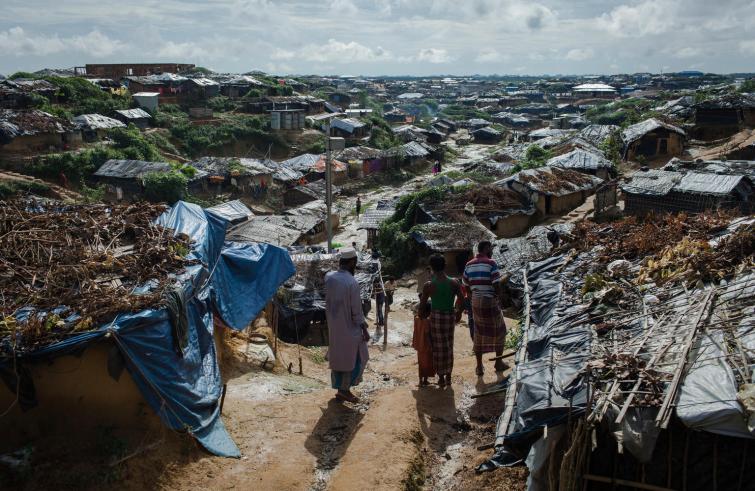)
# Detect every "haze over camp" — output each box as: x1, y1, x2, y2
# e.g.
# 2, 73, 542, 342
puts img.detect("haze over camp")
1, 1, 754, 490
